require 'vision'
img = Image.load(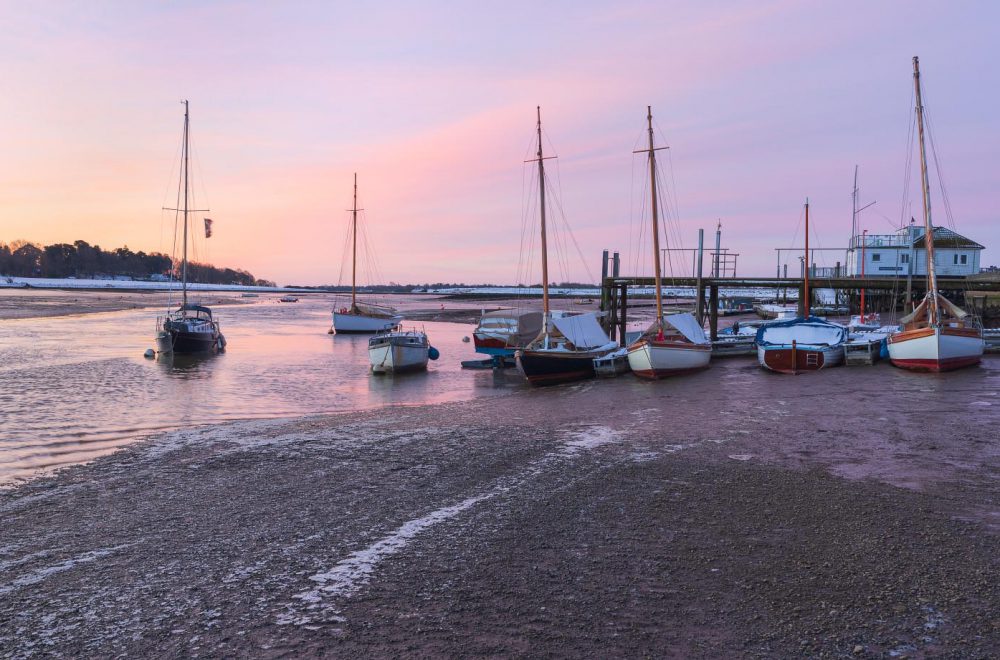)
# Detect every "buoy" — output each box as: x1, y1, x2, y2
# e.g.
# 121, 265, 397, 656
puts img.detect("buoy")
428, 346, 440, 361
143, 349, 155, 359
462, 336, 470, 343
